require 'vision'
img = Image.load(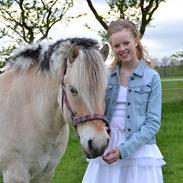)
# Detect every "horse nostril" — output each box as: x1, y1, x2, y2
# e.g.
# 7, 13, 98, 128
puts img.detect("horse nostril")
88, 139, 93, 150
